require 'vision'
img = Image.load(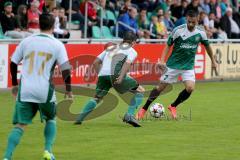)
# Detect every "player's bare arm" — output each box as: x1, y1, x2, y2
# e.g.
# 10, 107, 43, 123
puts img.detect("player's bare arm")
10, 61, 19, 97
158, 44, 172, 73
114, 60, 131, 84
160, 44, 171, 64
62, 69, 73, 99
205, 45, 217, 69
92, 58, 102, 74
